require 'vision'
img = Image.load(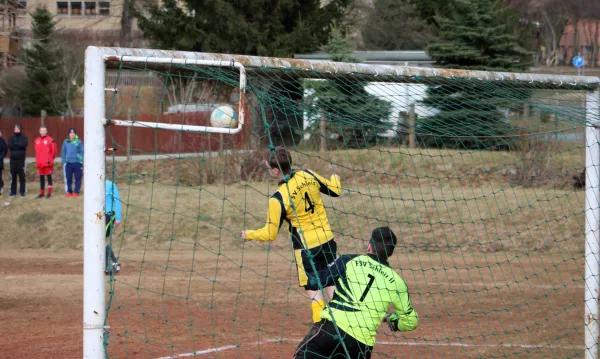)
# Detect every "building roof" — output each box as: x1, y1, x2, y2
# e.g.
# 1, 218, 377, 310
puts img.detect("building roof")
560, 19, 600, 47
